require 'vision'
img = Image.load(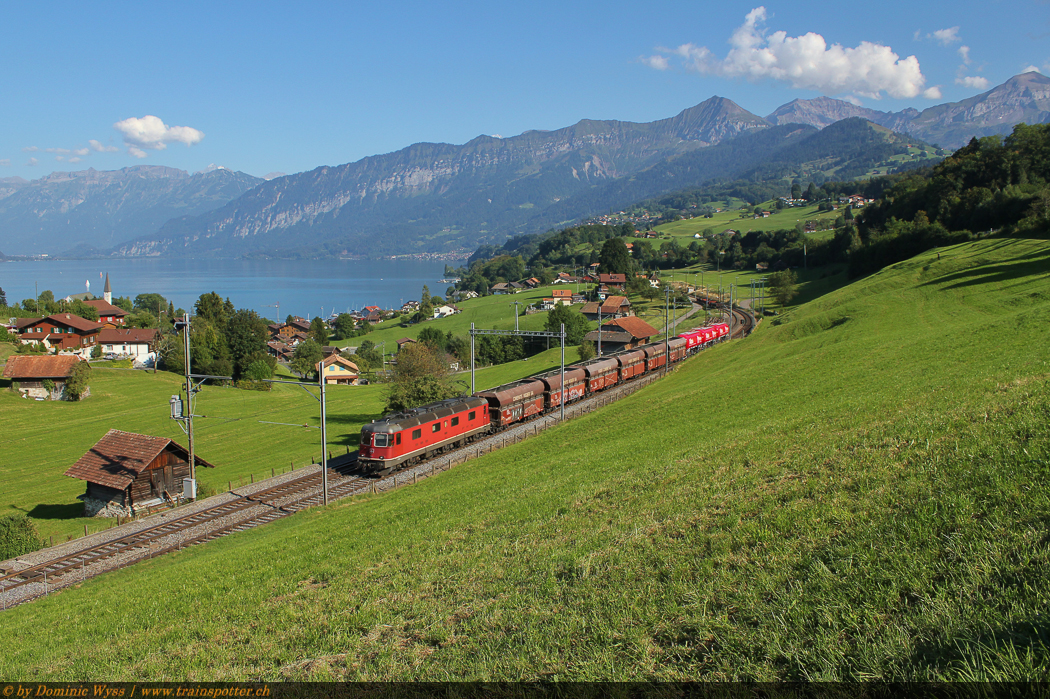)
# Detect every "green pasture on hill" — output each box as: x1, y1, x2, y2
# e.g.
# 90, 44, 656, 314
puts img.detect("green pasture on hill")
651, 202, 841, 240
0, 343, 584, 545
3, 238, 1049, 680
